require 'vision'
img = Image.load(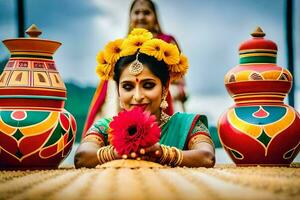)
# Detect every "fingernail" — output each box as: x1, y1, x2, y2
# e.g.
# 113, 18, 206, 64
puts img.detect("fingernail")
122, 154, 128, 159
136, 157, 141, 161
140, 149, 145, 154
155, 150, 160, 155
131, 152, 137, 158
